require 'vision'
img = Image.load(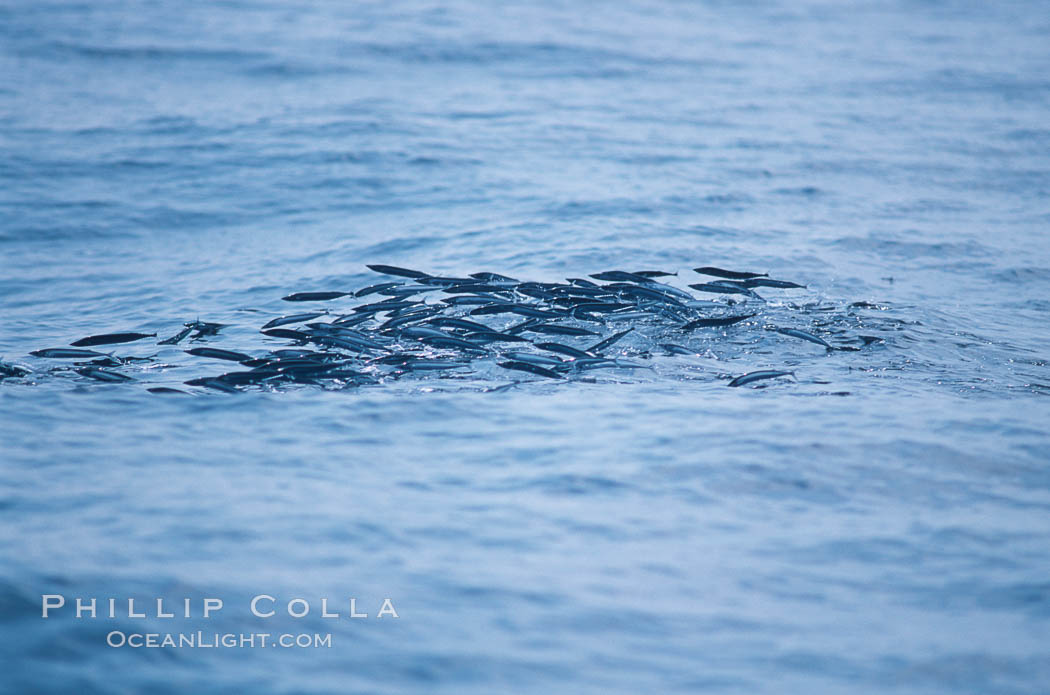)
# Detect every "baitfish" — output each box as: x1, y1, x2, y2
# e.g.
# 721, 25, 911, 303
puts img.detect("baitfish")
261, 328, 311, 341
399, 326, 454, 340
158, 326, 193, 345
534, 342, 593, 359
515, 285, 556, 300
468, 303, 519, 316
688, 282, 762, 299
498, 360, 564, 379
378, 307, 442, 330
587, 328, 633, 353
352, 299, 418, 314
590, 270, 652, 283
30, 348, 108, 359
508, 305, 563, 319
404, 359, 471, 371
355, 282, 404, 298
741, 278, 806, 289
184, 377, 240, 393
524, 324, 600, 337
681, 314, 756, 330
419, 276, 476, 287
660, 343, 696, 355
71, 332, 155, 347
76, 367, 134, 382
331, 313, 373, 327
443, 296, 509, 306
470, 272, 520, 283
185, 320, 226, 336
694, 267, 768, 280
462, 331, 531, 343
420, 336, 490, 353
500, 351, 564, 366
147, 387, 190, 395
632, 270, 676, 278
428, 317, 493, 333
185, 347, 255, 362
366, 264, 431, 279
776, 327, 833, 350
567, 302, 633, 314
381, 284, 439, 297
261, 313, 325, 330
728, 370, 795, 387
281, 291, 350, 302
